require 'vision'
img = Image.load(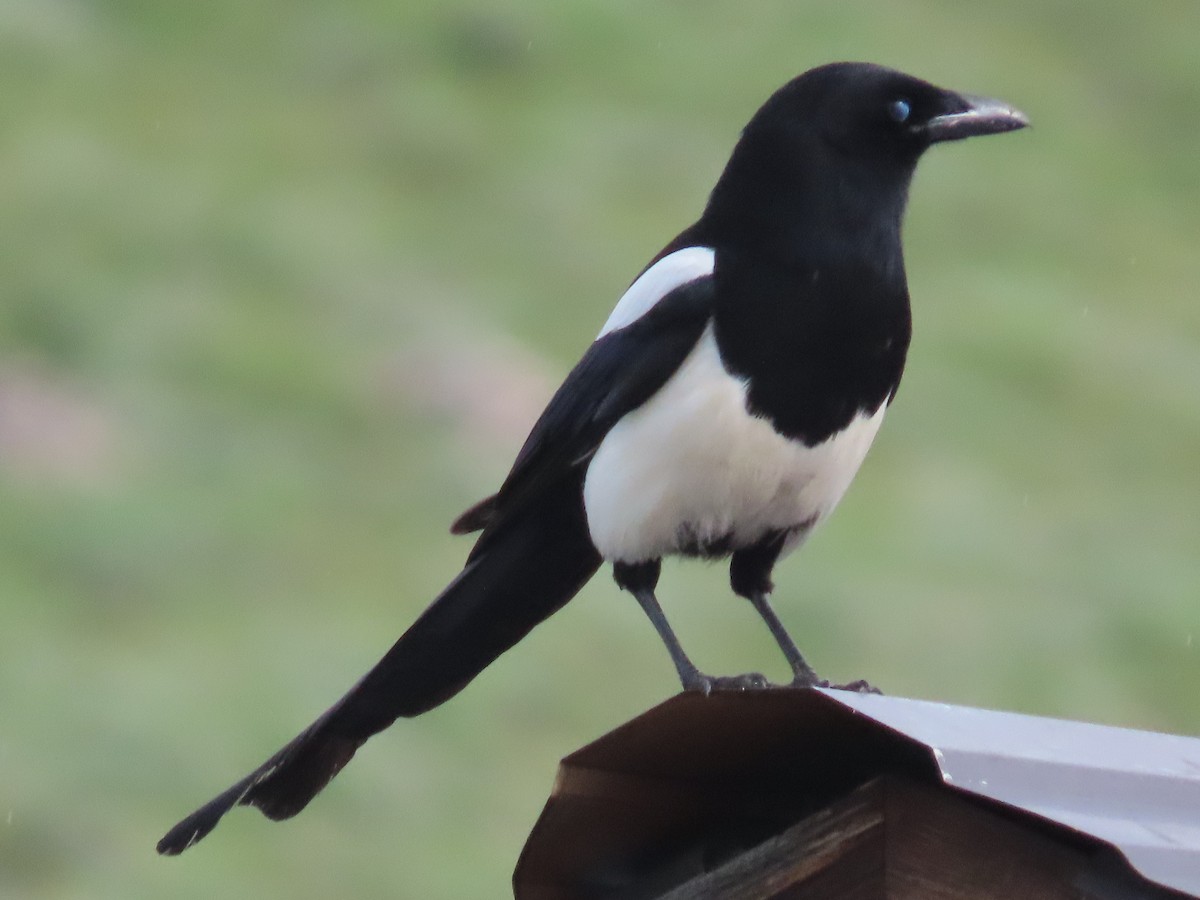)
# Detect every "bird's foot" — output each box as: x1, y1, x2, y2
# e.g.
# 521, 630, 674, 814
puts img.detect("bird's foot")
818, 678, 883, 695
683, 671, 771, 694
781, 671, 882, 694
787, 671, 822, 689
